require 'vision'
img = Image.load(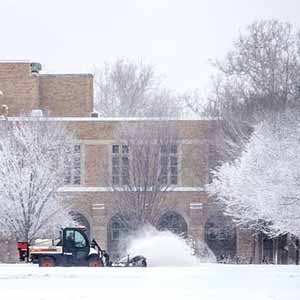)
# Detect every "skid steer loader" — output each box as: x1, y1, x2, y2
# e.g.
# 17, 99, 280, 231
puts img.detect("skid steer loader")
29, 227, 147, 267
